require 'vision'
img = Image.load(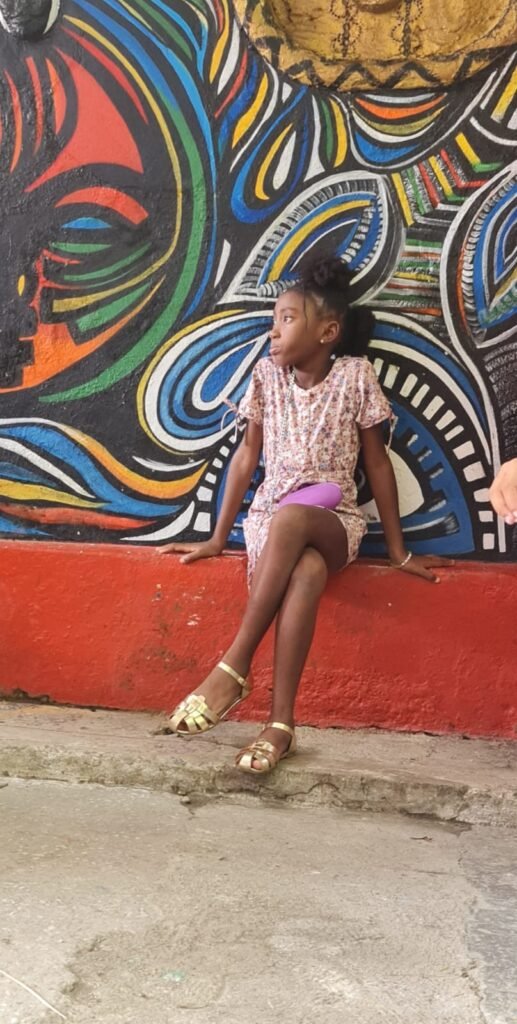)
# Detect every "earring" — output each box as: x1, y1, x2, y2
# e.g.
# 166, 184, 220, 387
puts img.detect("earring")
320, 338, 325, 344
